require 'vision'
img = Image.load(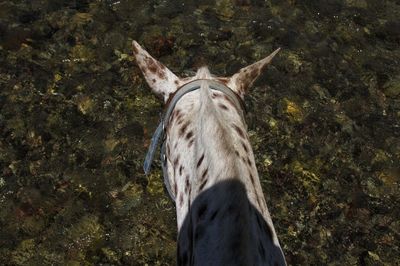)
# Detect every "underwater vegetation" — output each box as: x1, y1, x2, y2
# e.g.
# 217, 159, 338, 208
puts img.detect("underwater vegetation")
0, 0, 399, 265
